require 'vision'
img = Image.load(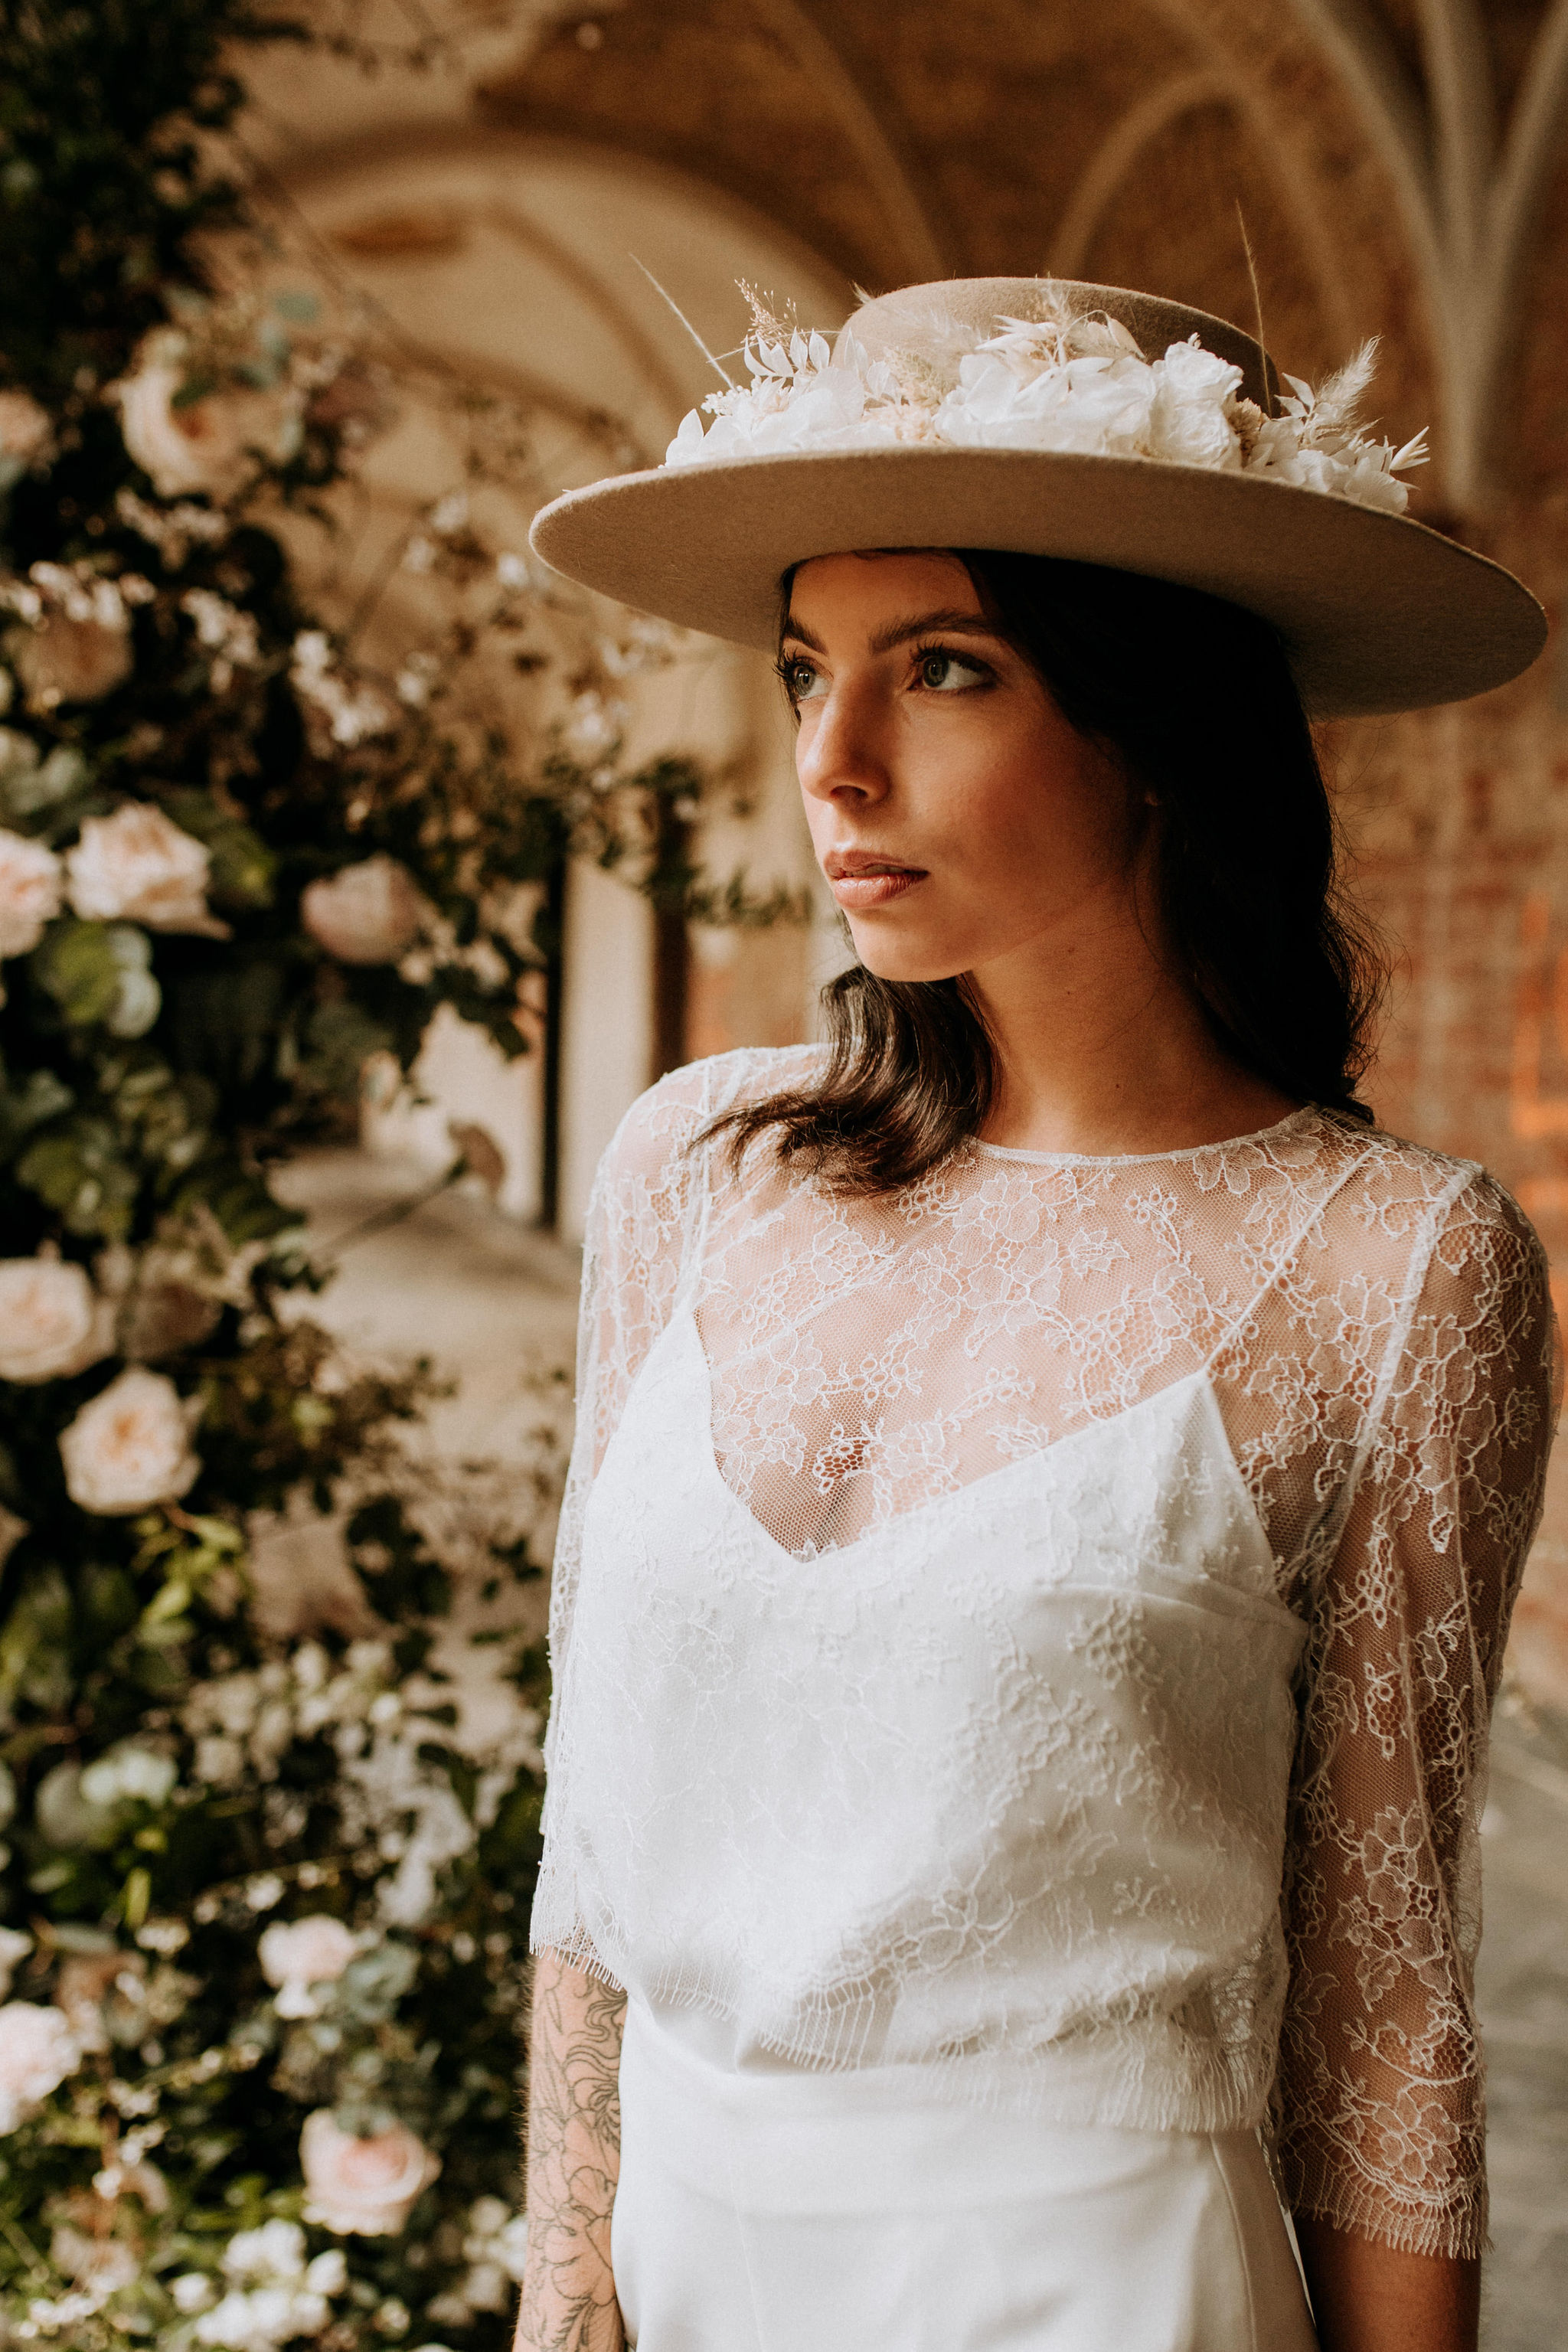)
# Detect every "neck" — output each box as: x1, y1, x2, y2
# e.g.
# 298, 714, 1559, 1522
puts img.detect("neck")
967, 866, 1298, 1158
